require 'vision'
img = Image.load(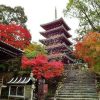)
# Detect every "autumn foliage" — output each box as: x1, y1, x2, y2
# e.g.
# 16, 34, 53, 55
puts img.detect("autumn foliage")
22, 55, 64, 79
24, 43, 47, 58
0, 24, 31, 49
74, 32, 100, 73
